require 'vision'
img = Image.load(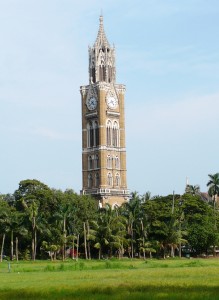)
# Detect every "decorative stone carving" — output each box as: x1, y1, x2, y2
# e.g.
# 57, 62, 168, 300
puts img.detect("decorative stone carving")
86, 84, 98, 104
80, 85, 88, 97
